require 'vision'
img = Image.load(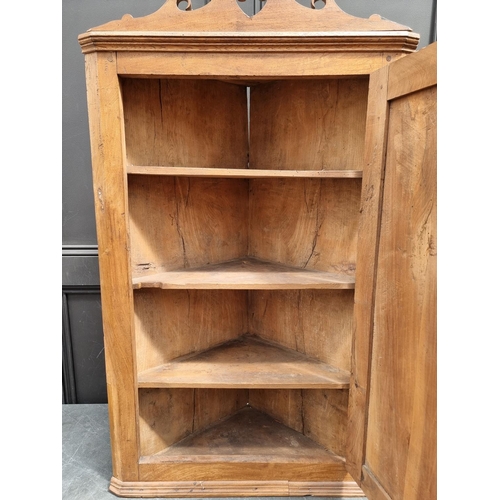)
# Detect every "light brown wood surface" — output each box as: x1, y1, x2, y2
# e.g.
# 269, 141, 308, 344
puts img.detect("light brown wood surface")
84, 51, 139, 481
249, 178, 361, 273
137, 335, 350, 389
364, 82, 436, 500
345, 64, 390, 482
250, 79, 368, 171
128, 176, 248, 275
134, 289, 247, 373
146, 407, 343, 463
115, 52, 411, 79
127, 166, 363, 178
139, 388, 248, 456
348, 42, 437, 500
79, 0, 416, 38
80, 0, 428, 497
249, 389, 349, 457
121, 79, 247, 168
249, 289, 354, 371
133, 257, 355, 289
109, 477, 364, 497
